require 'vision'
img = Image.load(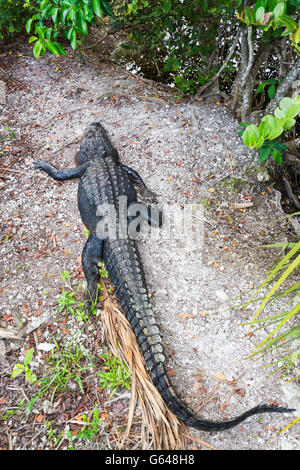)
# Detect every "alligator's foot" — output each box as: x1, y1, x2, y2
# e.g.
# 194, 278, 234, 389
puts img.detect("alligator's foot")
140, 187, 158, 204
34, 160, 53, 172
